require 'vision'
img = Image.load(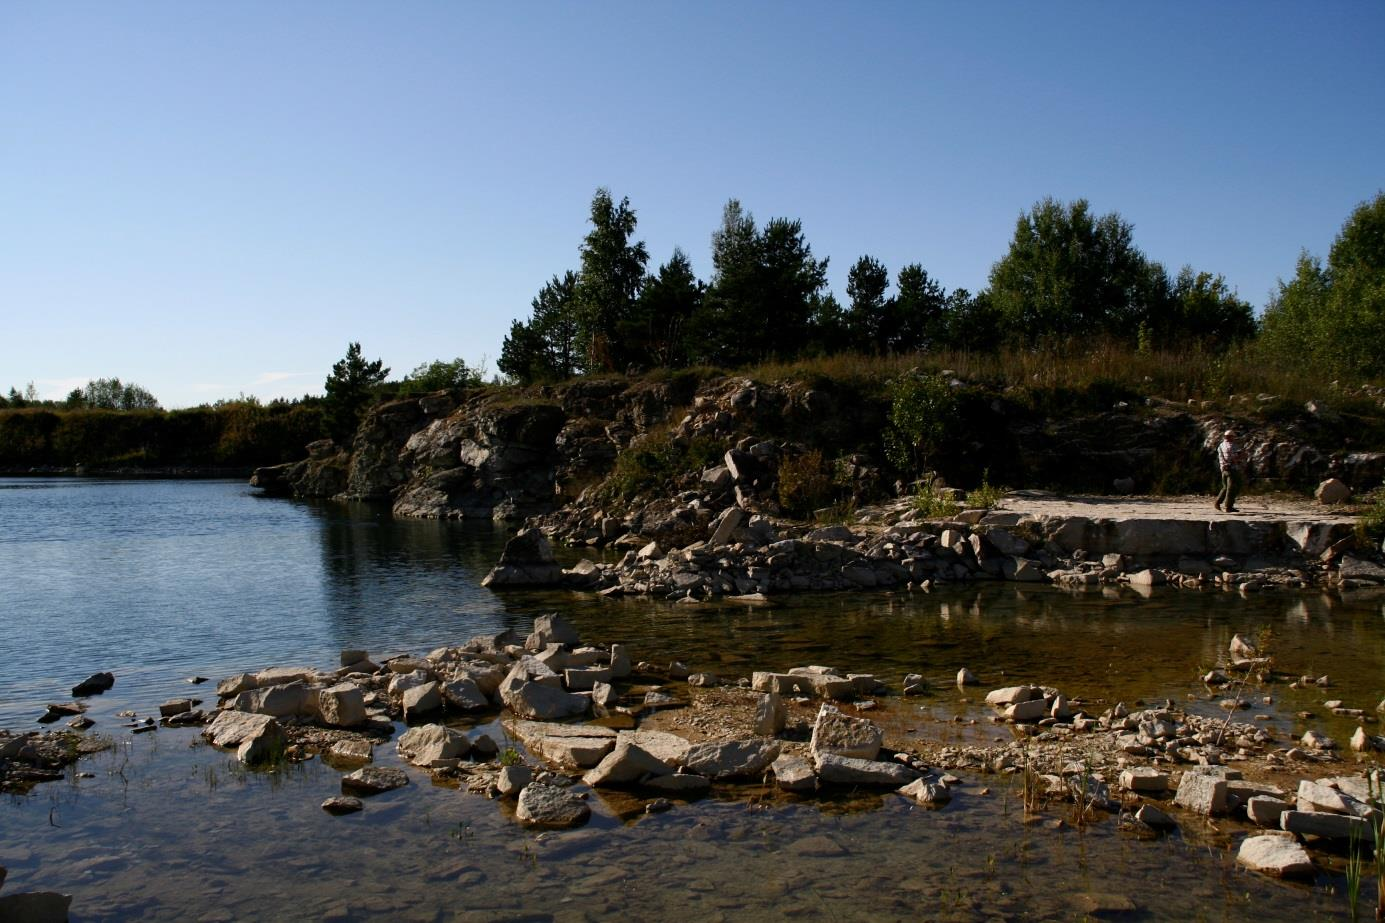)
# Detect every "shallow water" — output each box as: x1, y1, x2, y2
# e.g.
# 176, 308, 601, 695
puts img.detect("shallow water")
2, 479, 1383, 921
